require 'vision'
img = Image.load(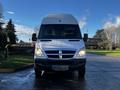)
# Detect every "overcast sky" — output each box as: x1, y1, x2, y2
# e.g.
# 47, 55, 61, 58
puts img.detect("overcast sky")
1, 0, 120, 42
